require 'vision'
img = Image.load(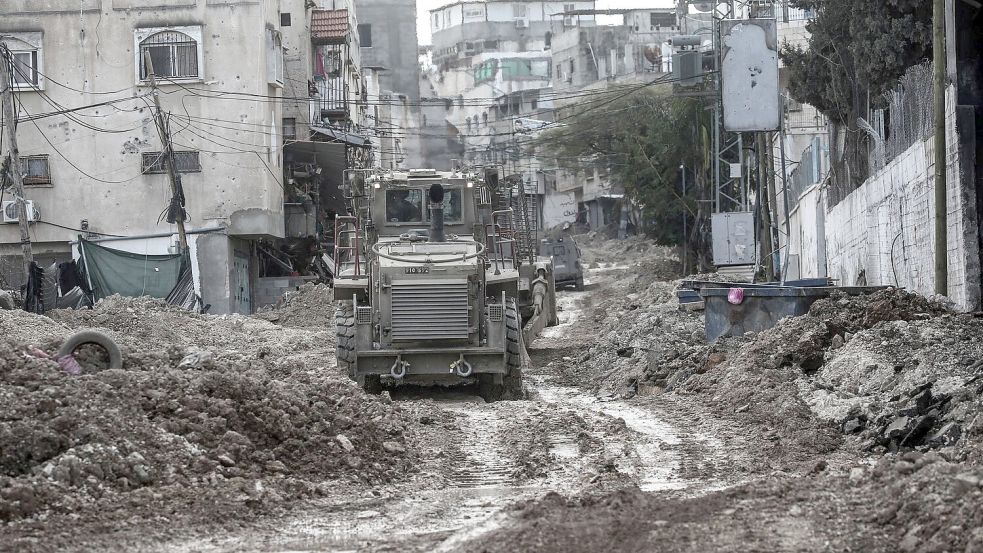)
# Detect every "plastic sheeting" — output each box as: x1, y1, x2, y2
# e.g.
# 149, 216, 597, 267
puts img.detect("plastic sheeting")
77, 239, 185, 301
